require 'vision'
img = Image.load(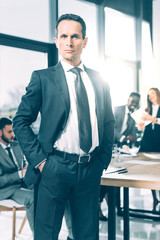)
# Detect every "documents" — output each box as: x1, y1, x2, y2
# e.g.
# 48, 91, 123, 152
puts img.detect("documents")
131, 108, 151, 126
